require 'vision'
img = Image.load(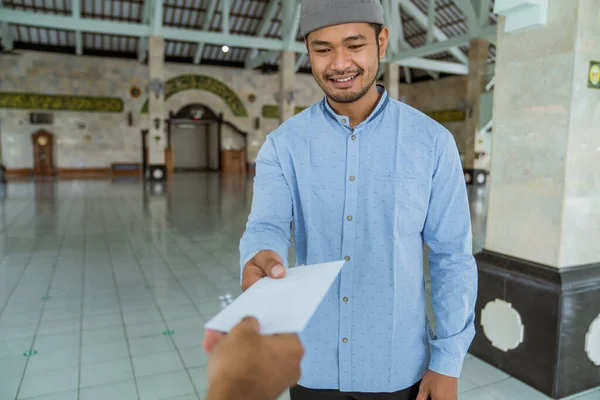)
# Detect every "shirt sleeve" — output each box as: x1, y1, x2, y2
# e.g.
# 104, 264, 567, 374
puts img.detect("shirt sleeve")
422, 127, 478, 378
239, 135, 293, 278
